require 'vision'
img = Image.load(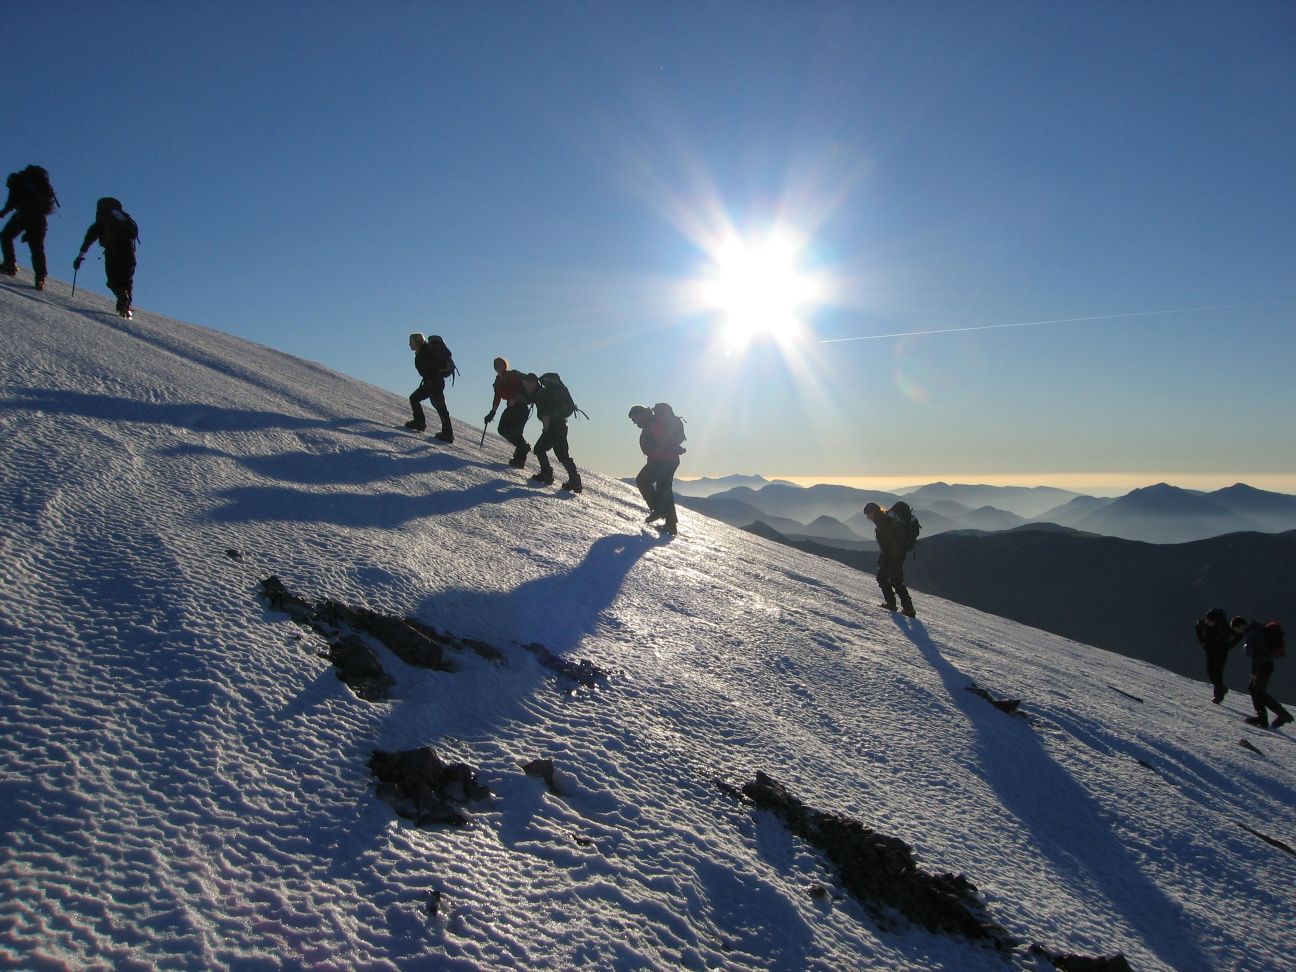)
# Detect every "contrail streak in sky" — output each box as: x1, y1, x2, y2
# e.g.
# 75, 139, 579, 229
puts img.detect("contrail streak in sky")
816, 305, 1233, 344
